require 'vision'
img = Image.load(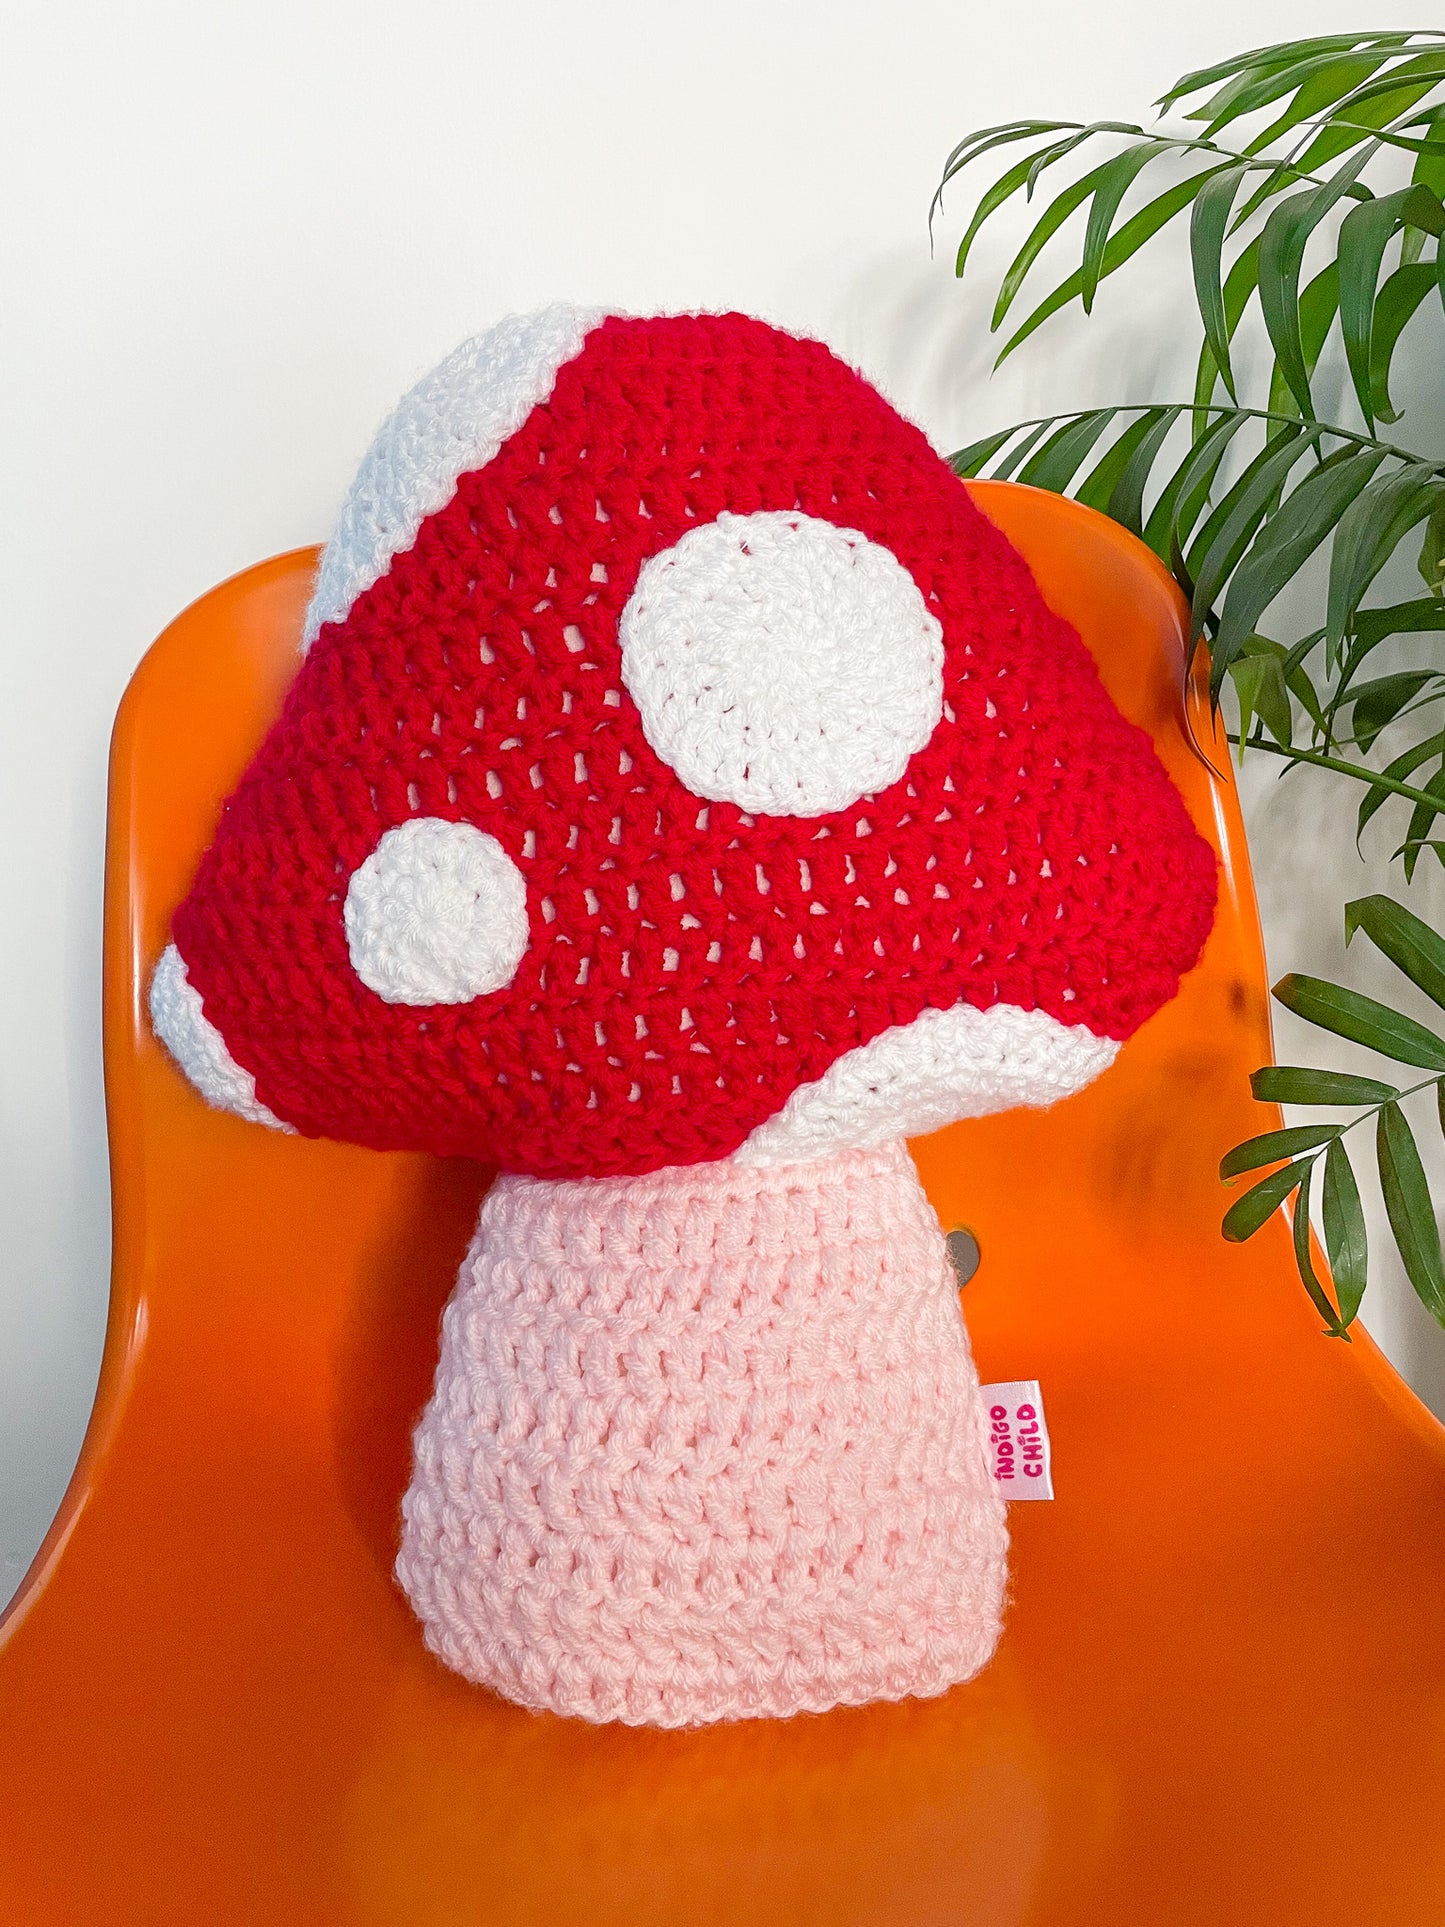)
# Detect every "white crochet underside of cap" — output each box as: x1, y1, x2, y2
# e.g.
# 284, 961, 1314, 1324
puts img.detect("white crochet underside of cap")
735, 1001, 1118, 1167
302, 302, 608, 648
149, 945, 293, 1132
